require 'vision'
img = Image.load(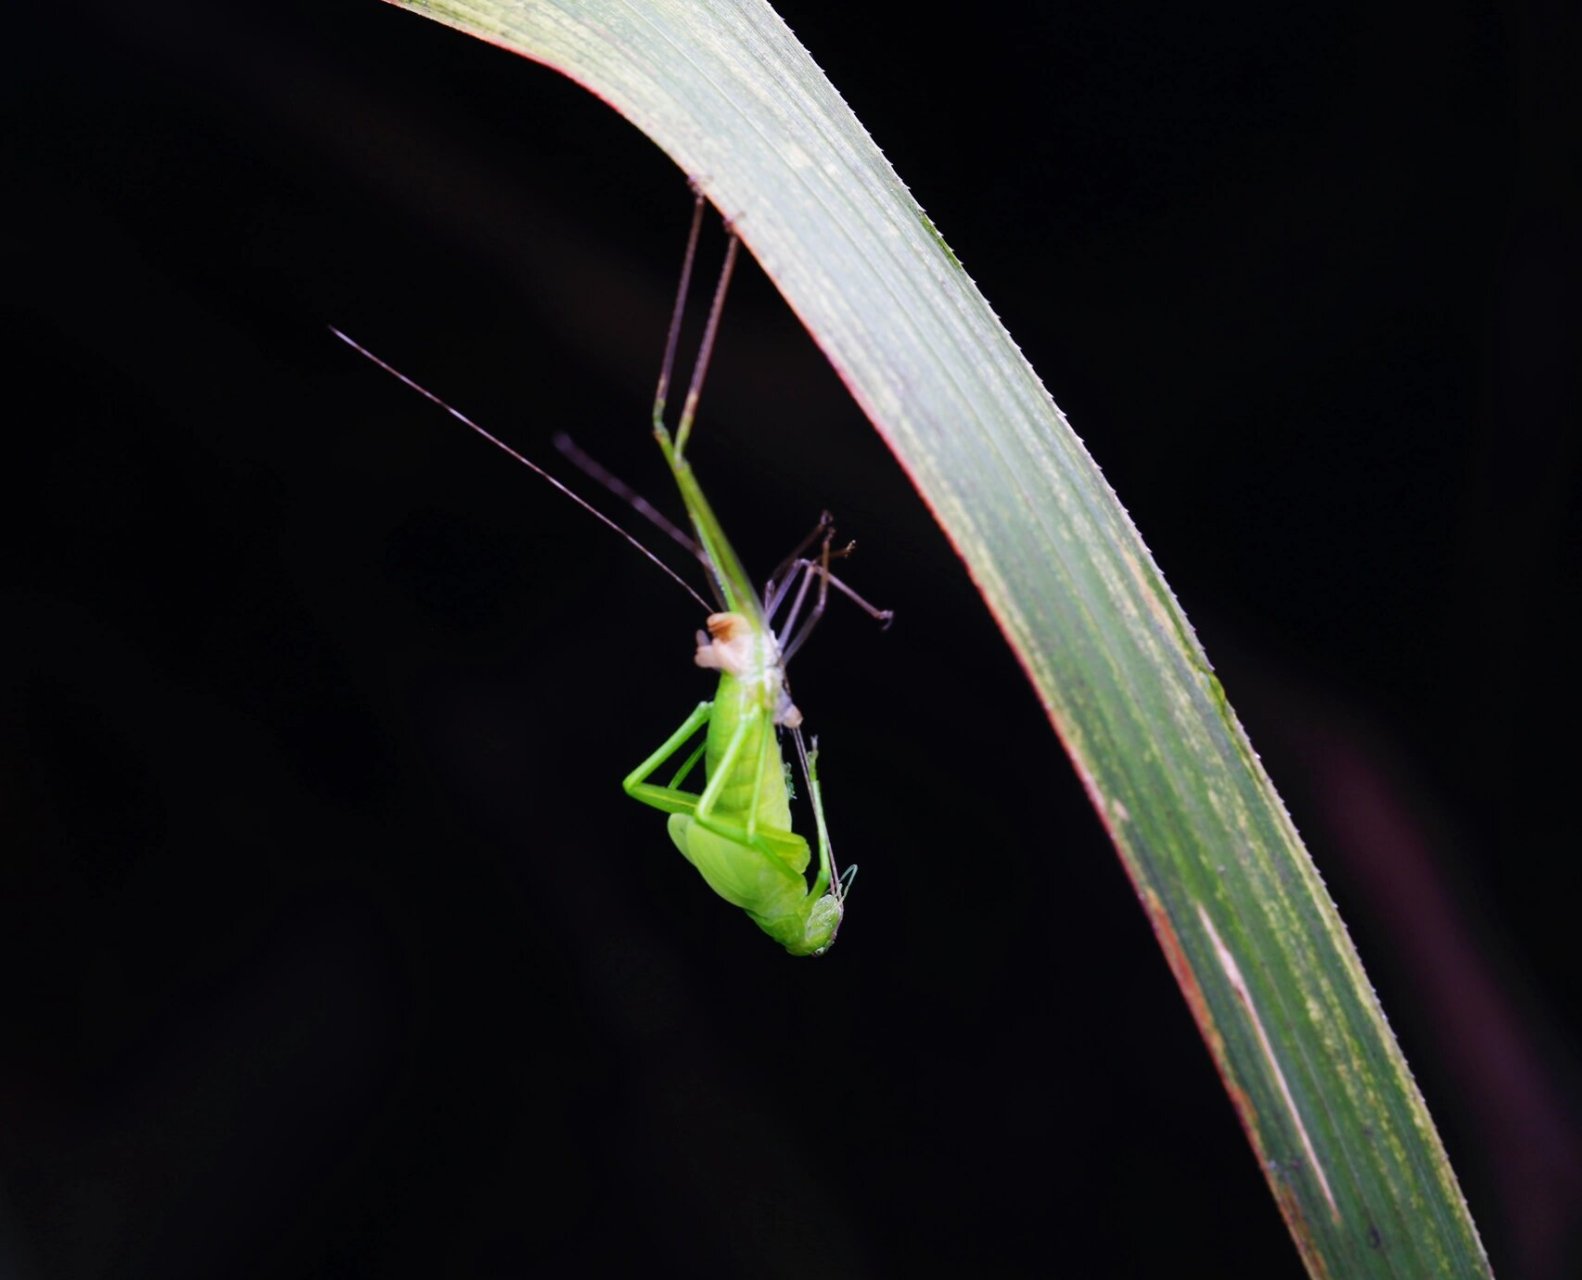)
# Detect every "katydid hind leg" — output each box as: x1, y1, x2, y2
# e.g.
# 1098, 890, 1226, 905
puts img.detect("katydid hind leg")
652, 192, 707, 434
673, 233, 740, 458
